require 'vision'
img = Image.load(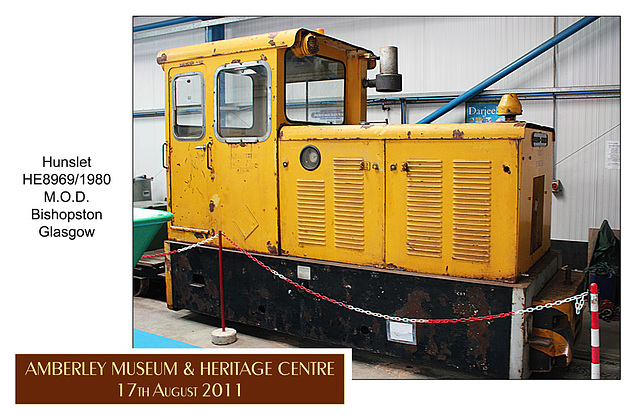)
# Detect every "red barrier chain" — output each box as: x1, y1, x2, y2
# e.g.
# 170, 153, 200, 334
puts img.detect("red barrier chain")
140, 231, 589, 325
220, 232, 588, 324
221, 233, 353, 311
